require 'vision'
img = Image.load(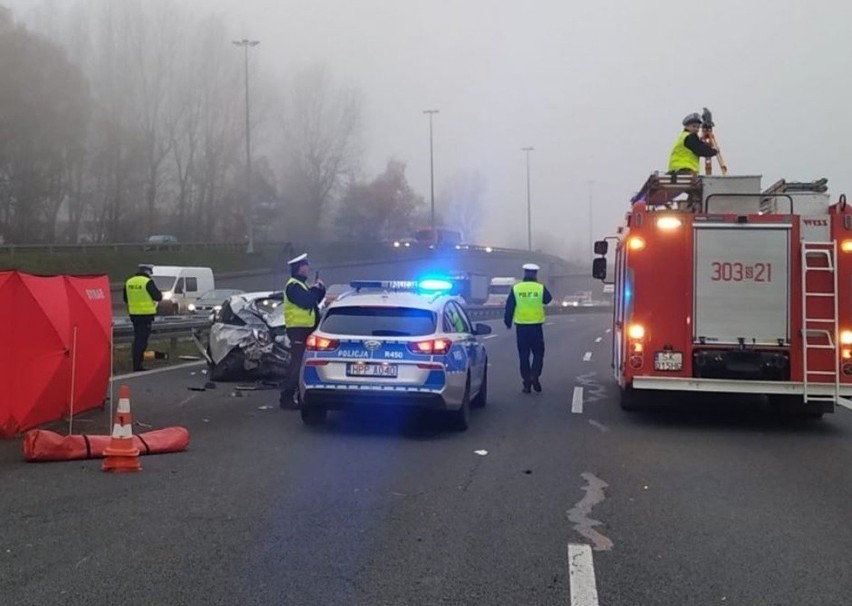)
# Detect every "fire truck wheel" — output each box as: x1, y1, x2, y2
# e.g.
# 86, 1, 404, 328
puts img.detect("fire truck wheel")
619, 384, 646, 411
